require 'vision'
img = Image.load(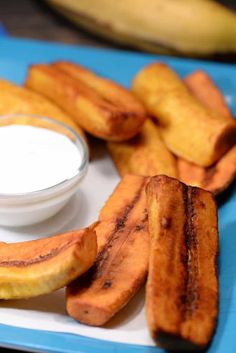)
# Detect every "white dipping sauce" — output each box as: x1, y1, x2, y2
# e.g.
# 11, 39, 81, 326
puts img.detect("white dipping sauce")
0, 125, 82, 194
